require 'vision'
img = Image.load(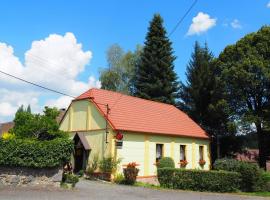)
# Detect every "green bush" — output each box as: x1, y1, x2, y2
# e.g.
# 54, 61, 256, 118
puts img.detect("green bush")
114, 173, 125, 184
158, 157, 175, 168
0, 138, 73, 168
158, 168, 241, 192
10, 106, 65, 140
86, 154, 99, 177
261, 172, 270, 192
99, 157, 121, 173
213, 158, 241, 171
214, 158, 263, 192
63, 173, 79, 187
